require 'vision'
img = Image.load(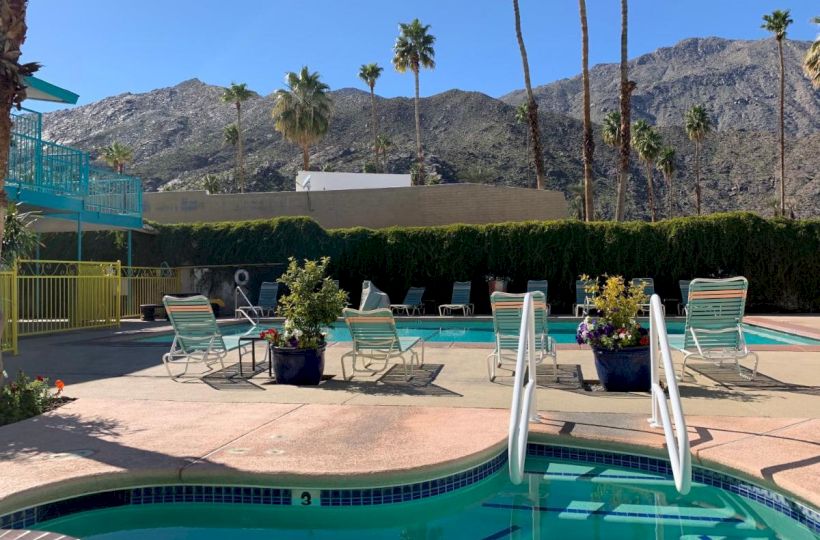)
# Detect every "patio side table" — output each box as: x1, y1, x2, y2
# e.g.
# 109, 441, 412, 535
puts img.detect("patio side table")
237, 336, 273, 378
